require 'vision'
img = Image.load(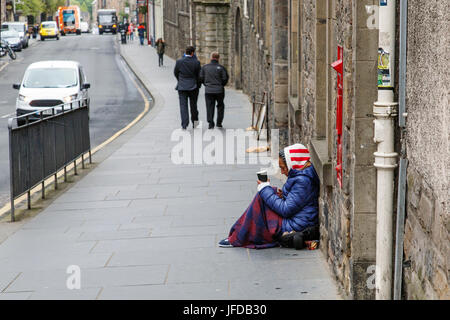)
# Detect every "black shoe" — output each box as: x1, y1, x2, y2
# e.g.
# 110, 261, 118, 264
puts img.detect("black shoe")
208, 125, 214, 130
217, 124, 223, 128
218, 238, 233, 248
